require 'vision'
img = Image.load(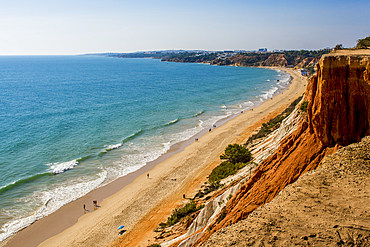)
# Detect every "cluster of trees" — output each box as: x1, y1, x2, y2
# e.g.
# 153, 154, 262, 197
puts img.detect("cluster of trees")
334, 36, 370, 50
161, 52, 218, 63
356, 36, 370, 49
